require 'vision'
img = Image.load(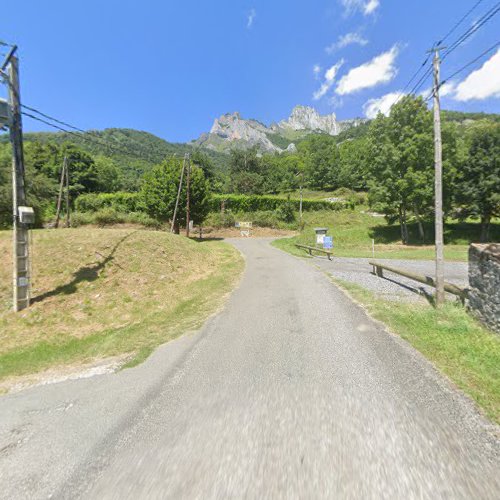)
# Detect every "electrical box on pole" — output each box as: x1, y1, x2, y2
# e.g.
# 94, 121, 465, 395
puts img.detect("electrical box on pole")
0, 98, 9, 128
